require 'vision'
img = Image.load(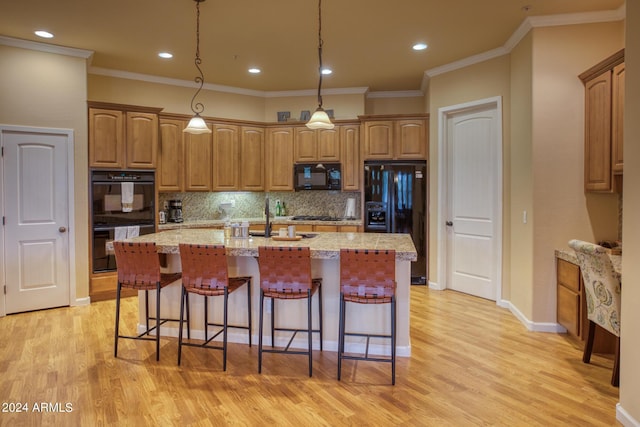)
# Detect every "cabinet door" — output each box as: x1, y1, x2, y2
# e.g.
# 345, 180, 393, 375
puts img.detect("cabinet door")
89, 108, 125, 168
612, 63, 624, 174
395, 119, 427, 159
184, 131, 212, 191
126, 112, 158, 168
240, 126, 265, 191
158, 119, 184, 192
267, 127, 294, 191
340, 125, 360, 190
584, 71, 612, 192
317, 128, 340, 161
362, 121, 394, 160
294, 127, 317, 162
212, 124, 240, 191
557, 285, 580, 336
